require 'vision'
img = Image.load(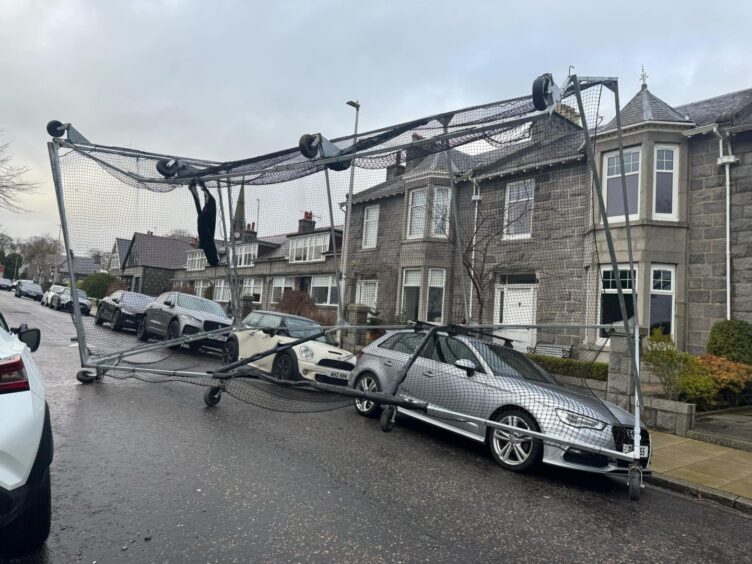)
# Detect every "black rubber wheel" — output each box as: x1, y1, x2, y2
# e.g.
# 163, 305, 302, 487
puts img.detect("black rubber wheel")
379, 405, 396, 433
298, 133, 319, 159
0, 468, 51, 553
487, 409, 543, 472
166, 320, 181, 350
94, 308, 104, 325
46, 119, 66, 138
223, 338, 239, 365
272, 351, 299, 381
628, 469, 642, 501
204, 386, 222, 407
111, 310, 122, 332
136, 319, 149, 342
327, 159, 351, 172
76, 370, 96, 384
532, 75, 553, 112
353, 373, 382, 418
156, 158, 179, 178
